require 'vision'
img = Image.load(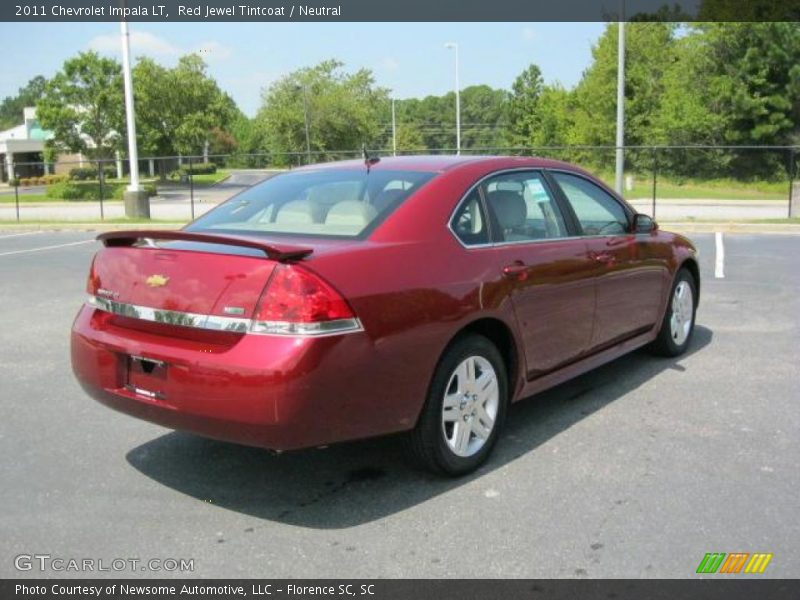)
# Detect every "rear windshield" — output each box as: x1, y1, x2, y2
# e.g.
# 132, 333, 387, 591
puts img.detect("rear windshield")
187, 168, 435, 238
